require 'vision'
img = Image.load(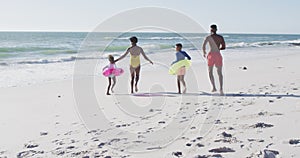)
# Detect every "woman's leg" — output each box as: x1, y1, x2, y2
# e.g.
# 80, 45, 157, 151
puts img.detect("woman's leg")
111, 76, 116, 93
130, 66, 135, 94
107, 77, 112, 95
134, 66, 141, 92
131, 72, 135, 94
